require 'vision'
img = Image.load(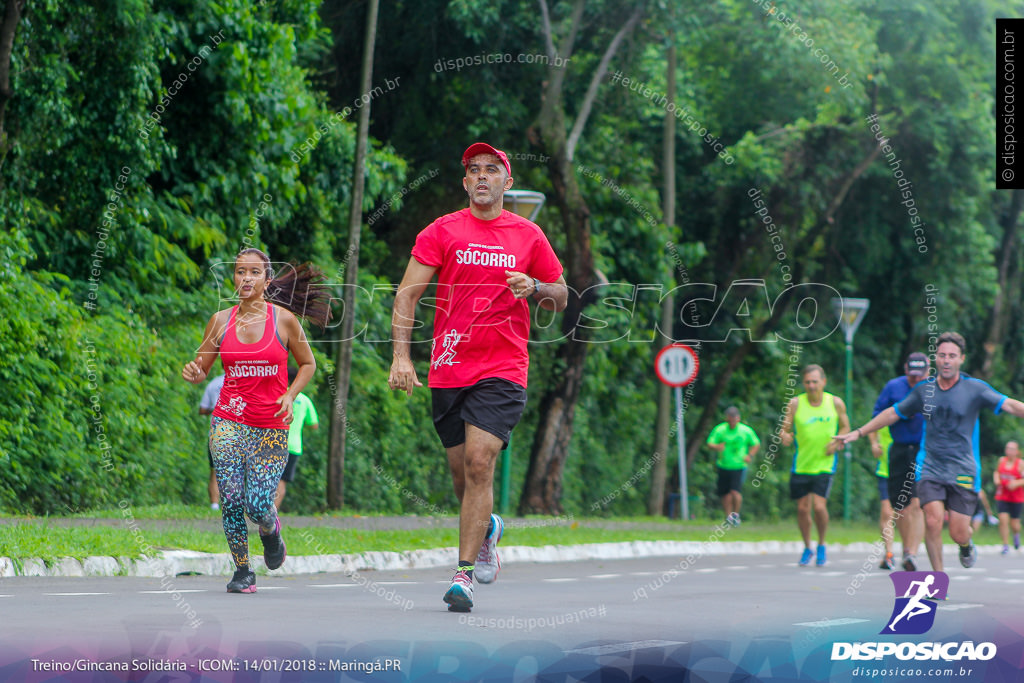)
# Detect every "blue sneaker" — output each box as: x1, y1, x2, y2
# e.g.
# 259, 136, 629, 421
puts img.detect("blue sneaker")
816, 545, 827, 566
799, 548, 813, 566
475, 514, 504, 584
443, 568, 474, 612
